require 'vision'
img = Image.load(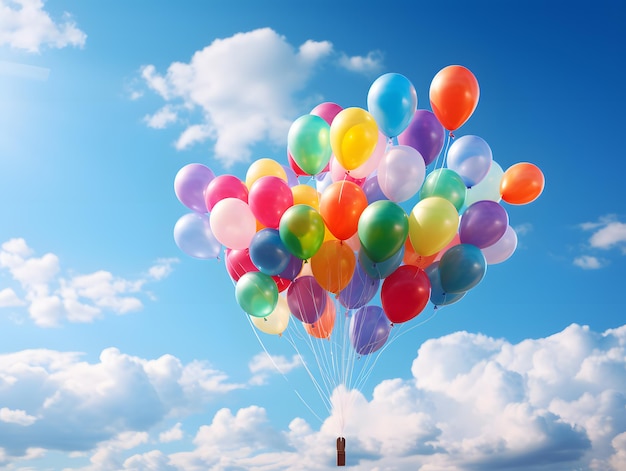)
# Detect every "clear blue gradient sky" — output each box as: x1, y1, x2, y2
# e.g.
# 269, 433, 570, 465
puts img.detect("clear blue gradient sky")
0, 1, 624, 470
